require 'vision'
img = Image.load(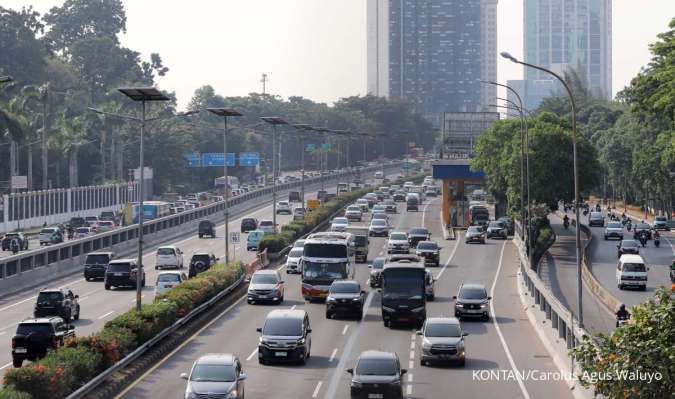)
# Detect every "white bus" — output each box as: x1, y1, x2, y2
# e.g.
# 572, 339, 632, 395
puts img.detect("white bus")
300, 236, 355, 301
